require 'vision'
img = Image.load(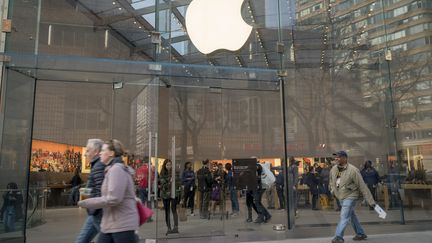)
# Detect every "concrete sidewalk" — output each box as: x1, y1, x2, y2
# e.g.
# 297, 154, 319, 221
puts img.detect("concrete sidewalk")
240, 231, 432, 243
